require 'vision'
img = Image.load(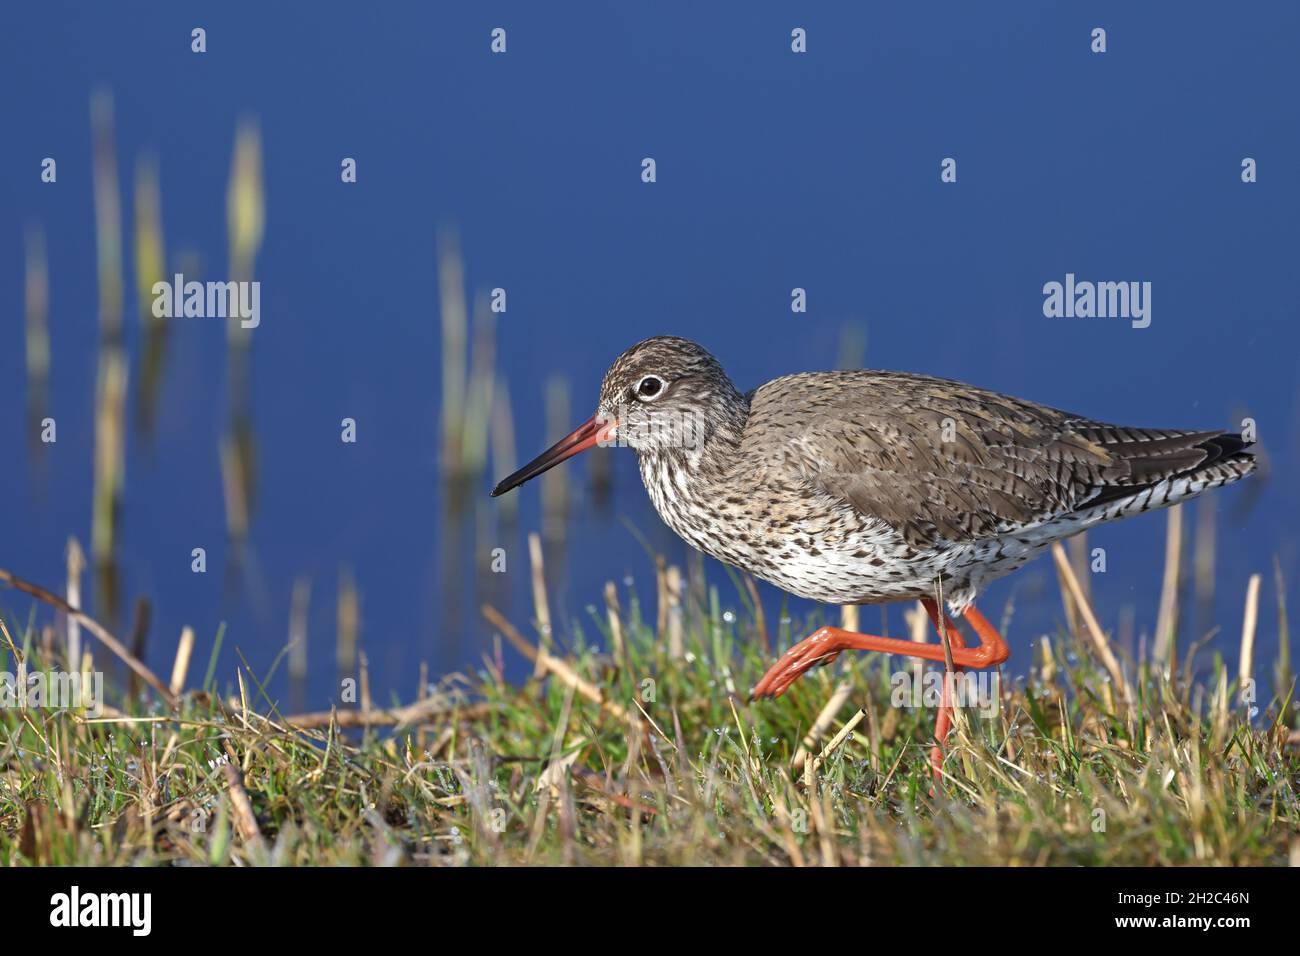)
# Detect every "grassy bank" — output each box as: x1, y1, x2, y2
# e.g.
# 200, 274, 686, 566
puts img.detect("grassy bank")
1, 558, 1297, 867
